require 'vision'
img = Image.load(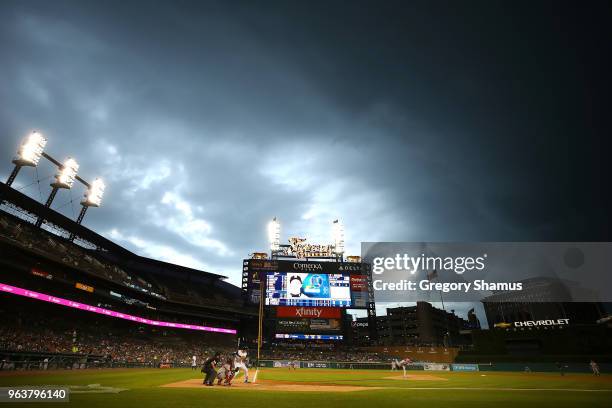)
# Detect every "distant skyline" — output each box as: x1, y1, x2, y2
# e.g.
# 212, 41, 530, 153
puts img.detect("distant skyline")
1, 1, 609, 324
